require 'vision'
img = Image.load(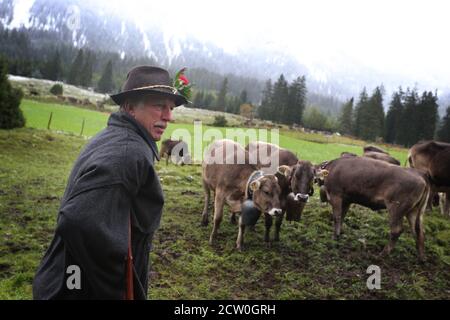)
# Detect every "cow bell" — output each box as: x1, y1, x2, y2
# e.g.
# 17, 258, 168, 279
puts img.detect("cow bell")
286, 192, 303, 222
241, 199, 261, 226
